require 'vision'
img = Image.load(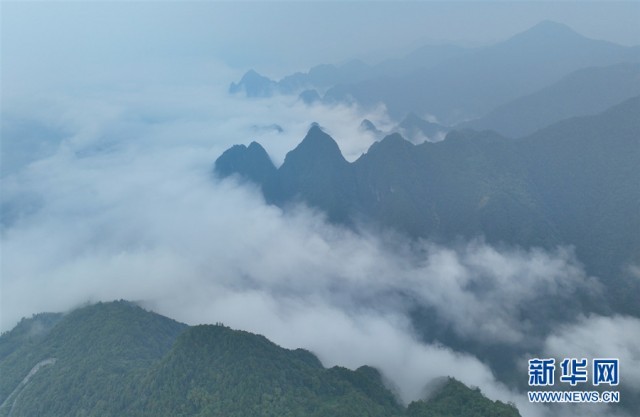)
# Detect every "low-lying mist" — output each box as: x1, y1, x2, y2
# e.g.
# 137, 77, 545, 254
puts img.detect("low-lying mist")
1, 79, 637, 417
